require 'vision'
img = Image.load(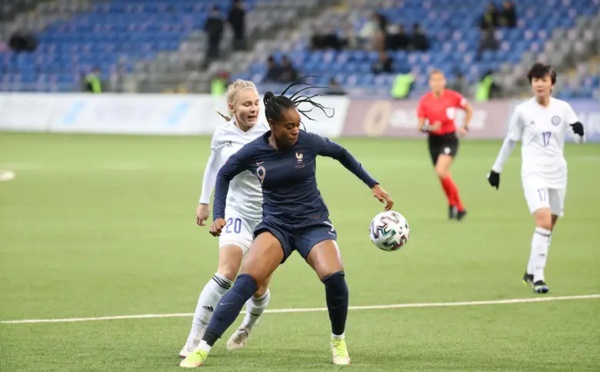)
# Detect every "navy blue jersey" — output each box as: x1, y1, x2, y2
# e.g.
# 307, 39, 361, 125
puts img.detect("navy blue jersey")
213, 130, 378, 227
